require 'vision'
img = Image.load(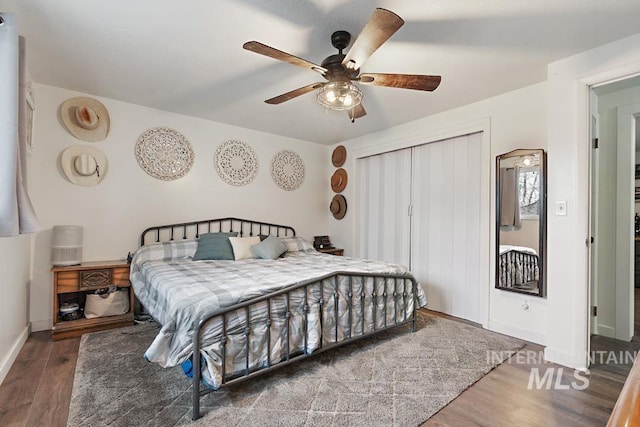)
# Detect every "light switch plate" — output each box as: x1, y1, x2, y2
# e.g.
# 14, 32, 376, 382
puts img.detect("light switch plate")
556, 201, 567, 216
